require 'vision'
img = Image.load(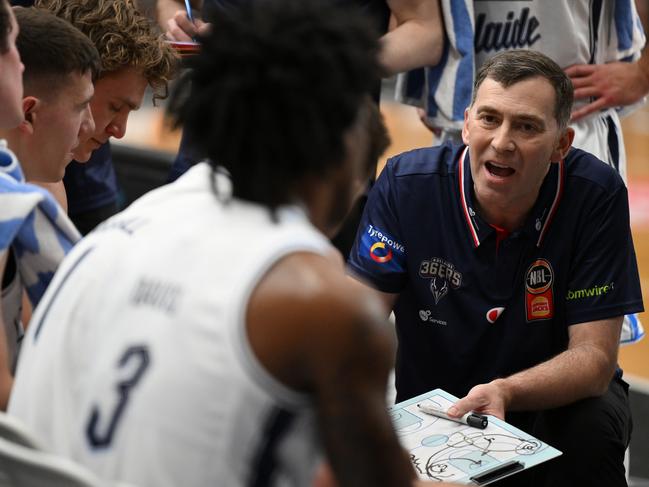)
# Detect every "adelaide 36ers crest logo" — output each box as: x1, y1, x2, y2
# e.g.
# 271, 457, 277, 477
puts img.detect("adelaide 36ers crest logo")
419, 257, 462, 305
525, 259, 554, 321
